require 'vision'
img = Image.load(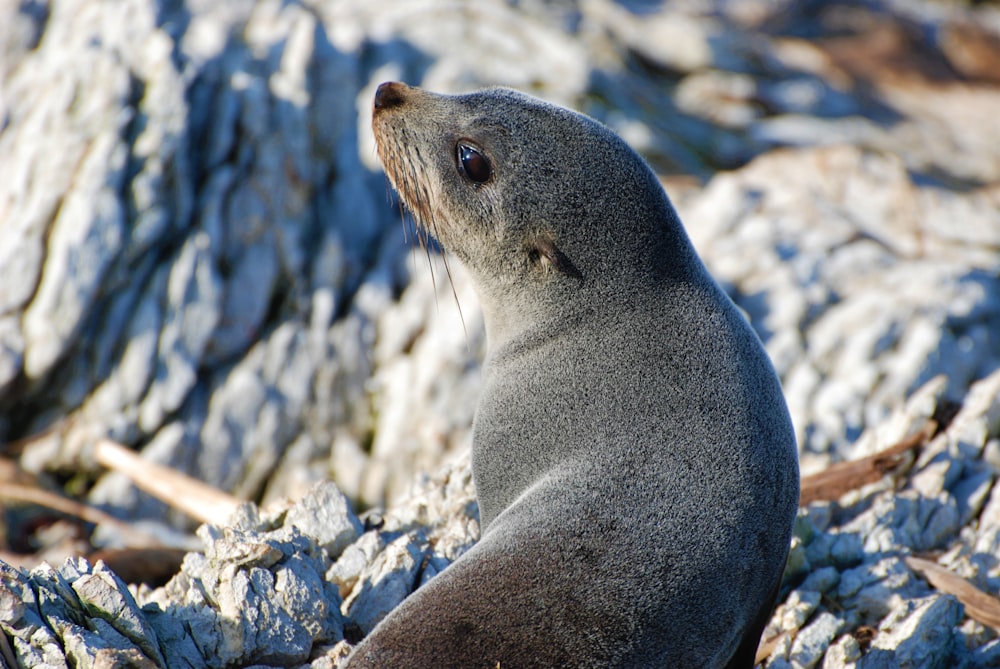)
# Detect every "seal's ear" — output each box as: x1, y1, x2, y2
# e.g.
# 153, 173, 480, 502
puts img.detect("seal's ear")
531, 236, 583, 280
